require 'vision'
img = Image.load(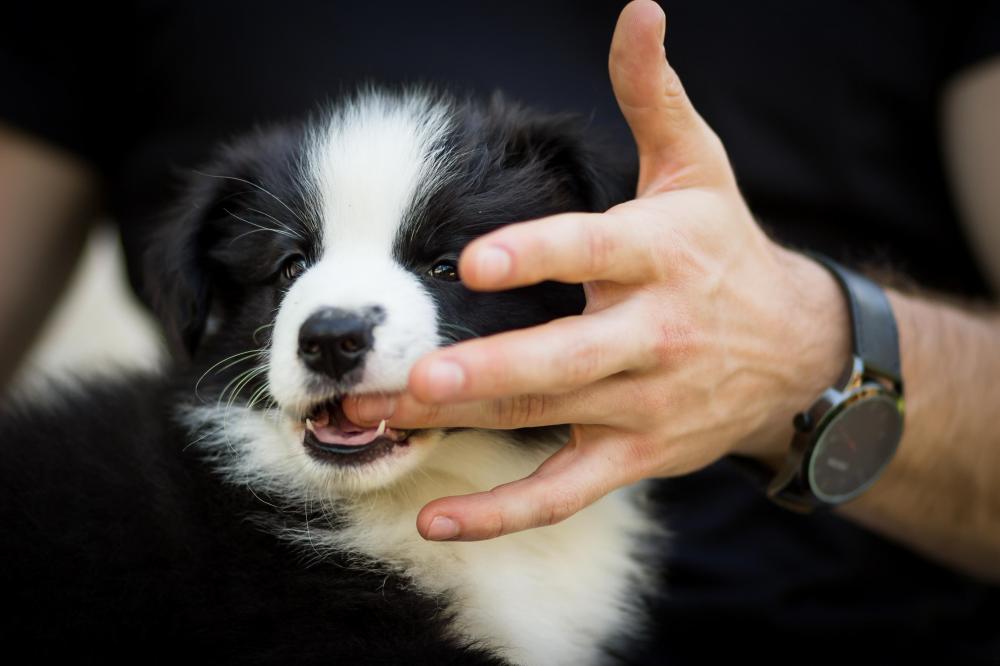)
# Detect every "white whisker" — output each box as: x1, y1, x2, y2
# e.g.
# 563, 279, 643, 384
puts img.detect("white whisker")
224, 208, 302, 242
194, 170, 310, 228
